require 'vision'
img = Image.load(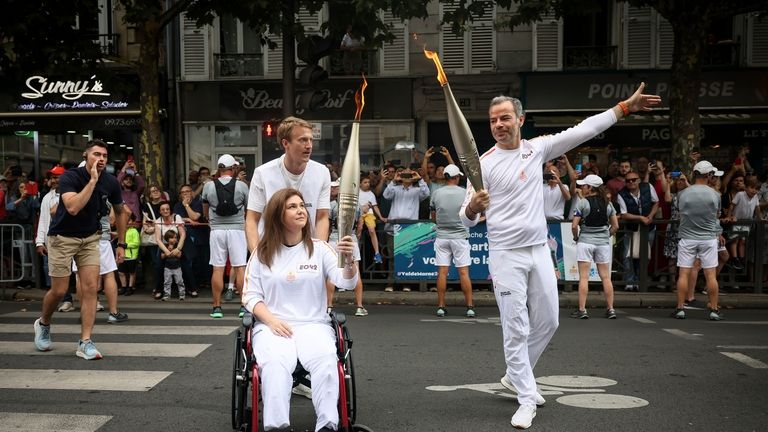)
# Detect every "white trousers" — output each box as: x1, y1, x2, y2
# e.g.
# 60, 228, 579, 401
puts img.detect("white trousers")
489, 245, 559, 405
252, 322, 339, 432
